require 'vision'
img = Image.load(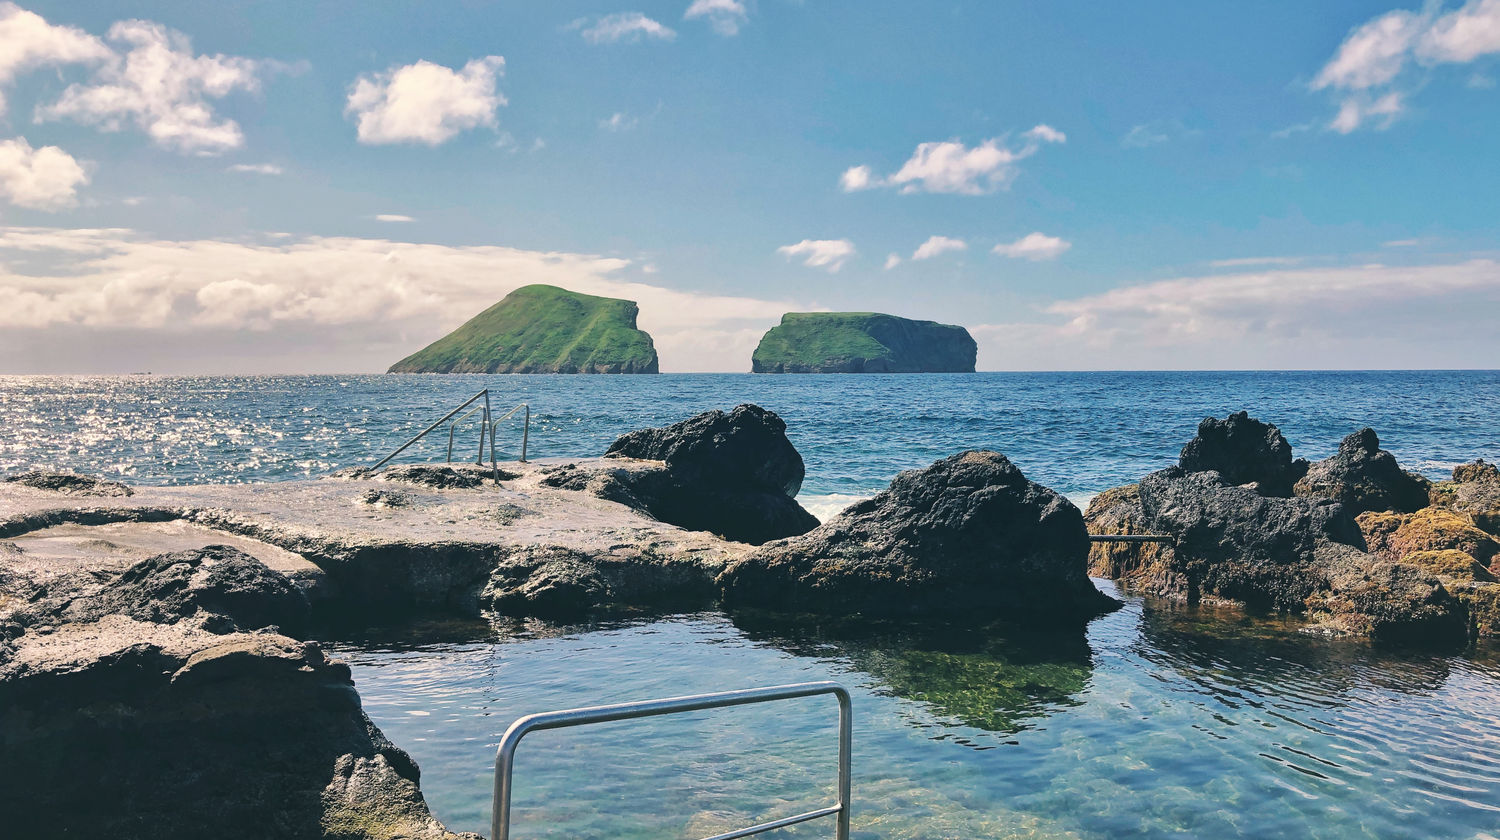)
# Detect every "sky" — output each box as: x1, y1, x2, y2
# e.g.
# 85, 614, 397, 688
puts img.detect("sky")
0, 0, 1498, 373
